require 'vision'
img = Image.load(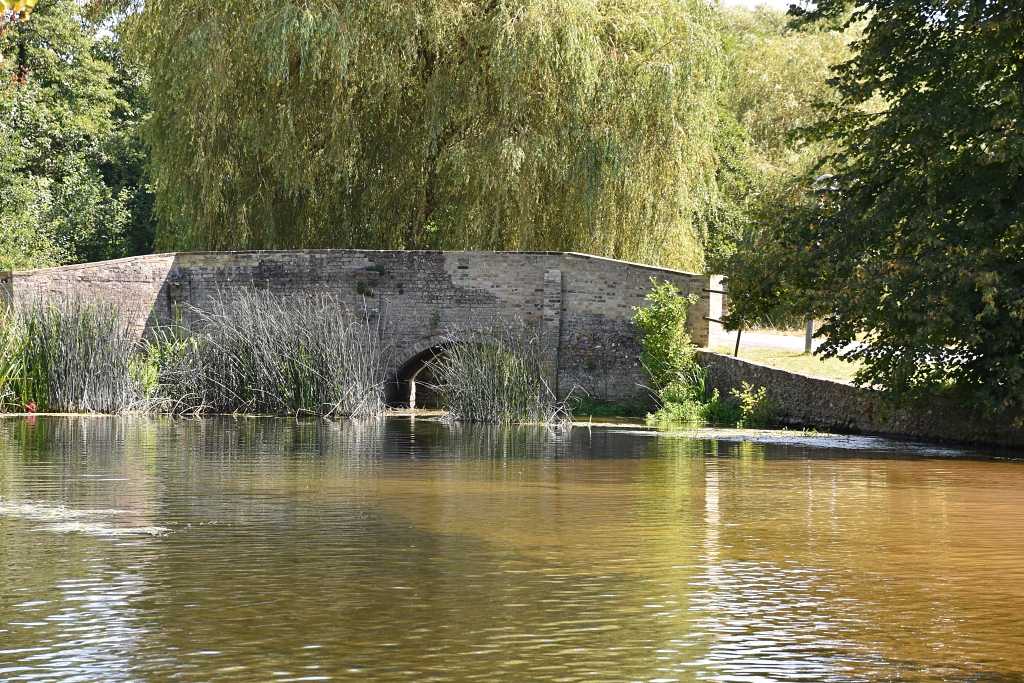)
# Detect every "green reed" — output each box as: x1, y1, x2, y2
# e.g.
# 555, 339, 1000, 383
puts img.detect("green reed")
0, 309, 26, 411
430, 328, 569, 426
12, 298, 144, 413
